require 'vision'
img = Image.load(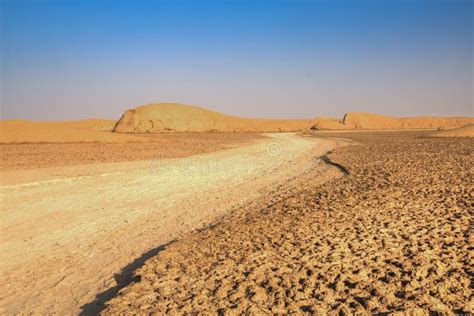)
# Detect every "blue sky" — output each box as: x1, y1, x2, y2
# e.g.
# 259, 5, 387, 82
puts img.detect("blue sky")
1, 0, 472, 120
